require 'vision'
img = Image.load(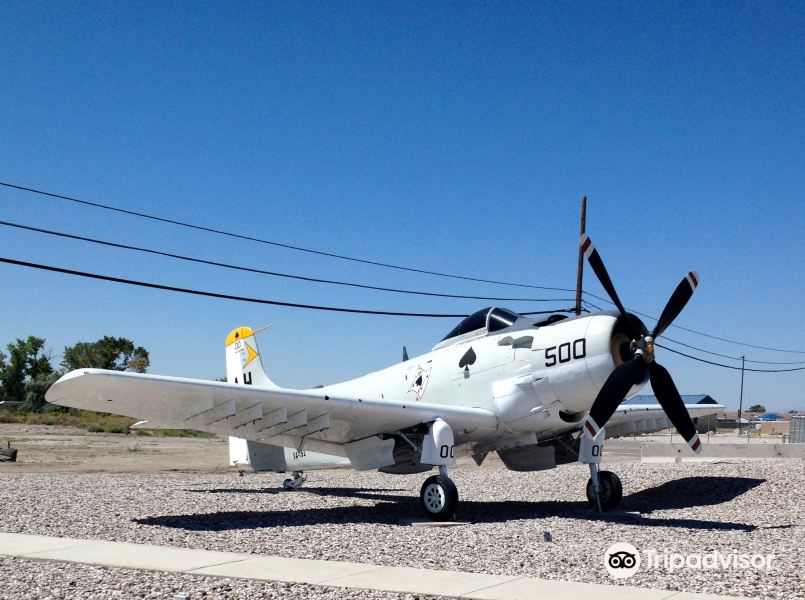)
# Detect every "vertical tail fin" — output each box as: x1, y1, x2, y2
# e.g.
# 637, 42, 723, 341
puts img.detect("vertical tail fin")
225, 326, 278, 389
